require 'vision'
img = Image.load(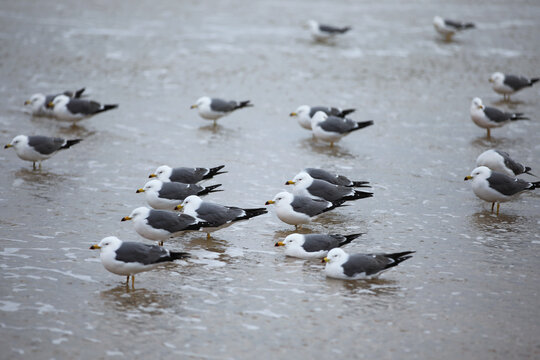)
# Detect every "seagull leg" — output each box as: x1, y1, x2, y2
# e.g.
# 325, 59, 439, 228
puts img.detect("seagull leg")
126, 275, 130, 285
486, 128, 491, 139
39, 162, 42, 169
213, 120, 217, 127
132, 275, 135, 288
158, 241, 163, 246
33, 162, 36, 170
496, 203, 500, 216
491, 202, 495, 212
206, 233, 211, 239
330, 142, 334, 147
